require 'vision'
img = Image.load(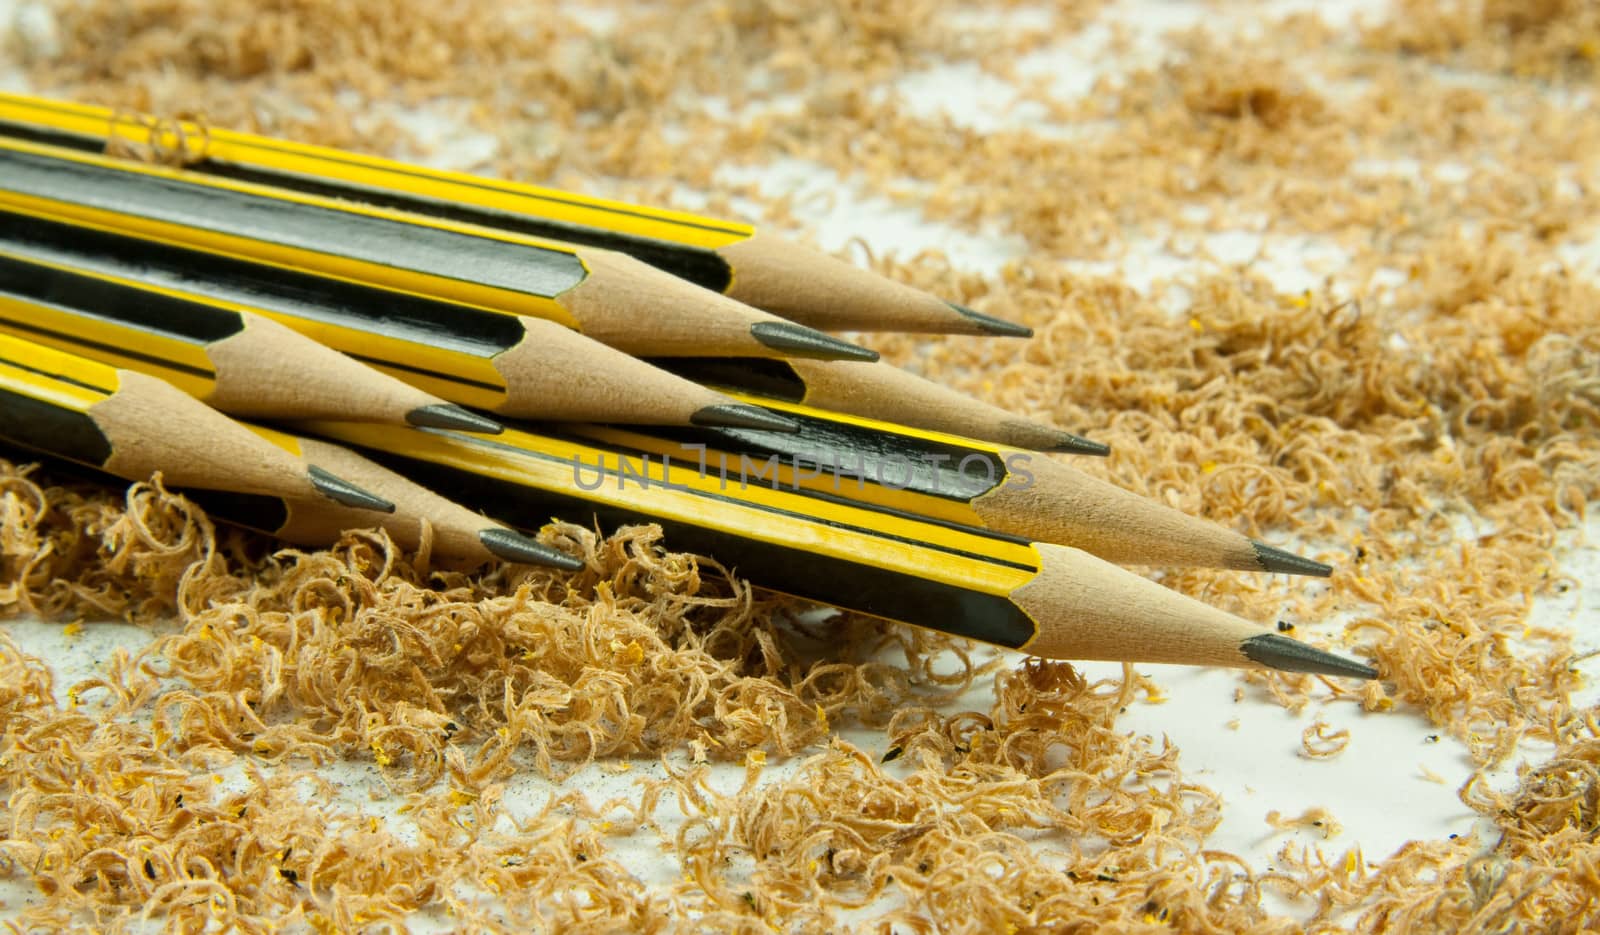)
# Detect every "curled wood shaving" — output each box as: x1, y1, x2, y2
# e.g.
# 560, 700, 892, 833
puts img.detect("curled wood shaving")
1302, 720, 1353, 759
1267, 807, 1344, 840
